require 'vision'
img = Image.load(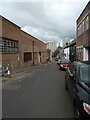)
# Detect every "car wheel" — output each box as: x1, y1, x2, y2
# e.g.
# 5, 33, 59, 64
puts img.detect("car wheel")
59, 66, 61, 70
74, 103, 80, 120
65, 82, 68, 90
